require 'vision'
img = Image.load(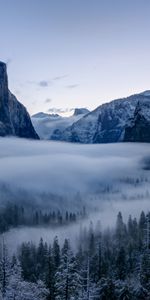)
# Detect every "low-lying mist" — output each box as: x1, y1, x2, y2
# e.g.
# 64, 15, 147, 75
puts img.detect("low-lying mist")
0, 138, 150, 209
4, 198, 150, 255
0, 137, 150, 252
